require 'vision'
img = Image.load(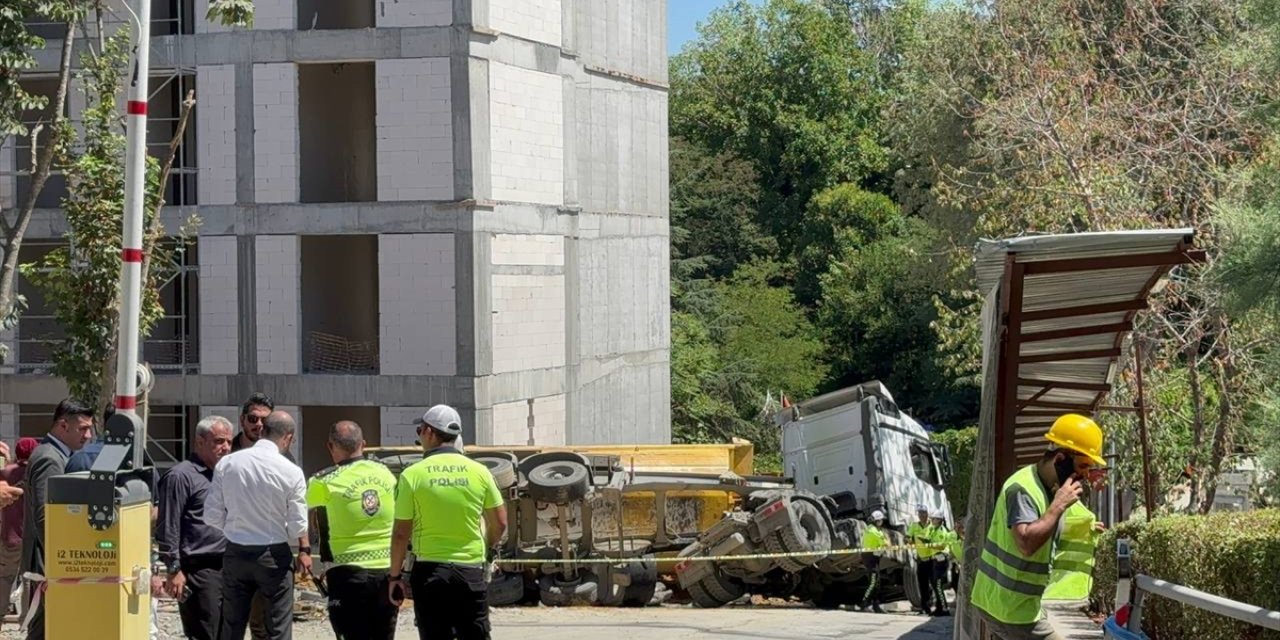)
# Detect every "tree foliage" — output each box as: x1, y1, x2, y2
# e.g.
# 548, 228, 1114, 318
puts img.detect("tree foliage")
20, 24, 193, 407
